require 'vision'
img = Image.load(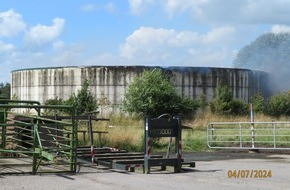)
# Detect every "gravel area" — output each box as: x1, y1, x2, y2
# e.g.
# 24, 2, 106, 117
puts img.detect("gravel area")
0, 152, 289, 190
